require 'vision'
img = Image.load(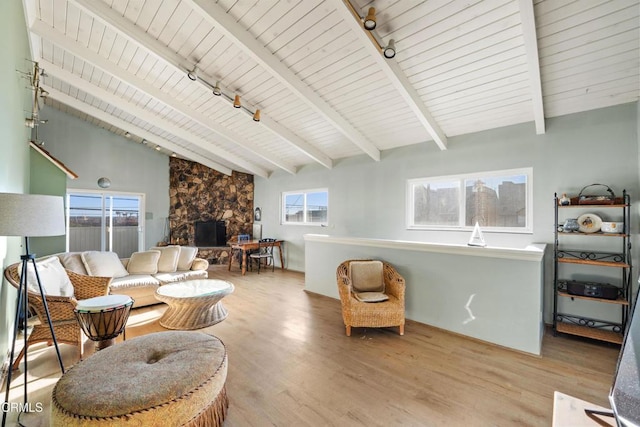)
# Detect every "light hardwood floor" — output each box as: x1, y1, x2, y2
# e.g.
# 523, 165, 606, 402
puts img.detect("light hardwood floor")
5, 265, 619, 426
